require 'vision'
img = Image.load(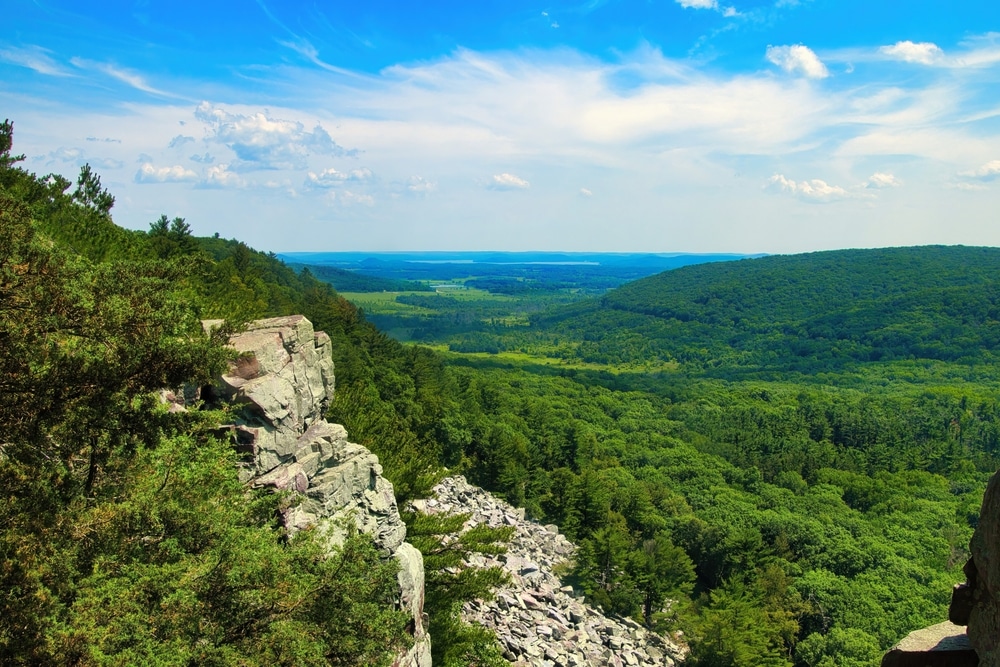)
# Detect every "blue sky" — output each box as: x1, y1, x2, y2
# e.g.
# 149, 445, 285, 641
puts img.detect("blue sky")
5, 1, 1000, 253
